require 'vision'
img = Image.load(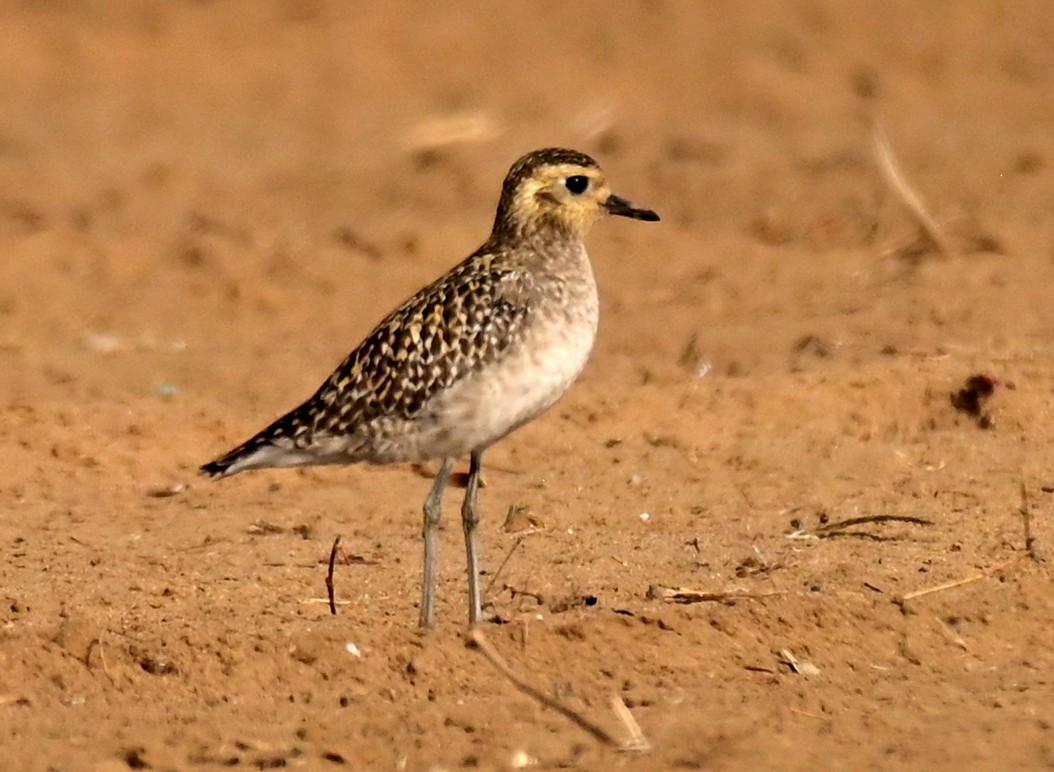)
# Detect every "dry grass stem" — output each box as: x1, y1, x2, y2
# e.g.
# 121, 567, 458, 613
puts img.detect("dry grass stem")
405, 111, 499, 153
872, 120, 955, 258
789, 514, 934, 541
779, 648, 821, 676
815, 514, 933, 534
648, 586, 784, 604
934, 616, 968, 651
484, 536, 524, 598
1019, 482, 1041, 561
610, 695, 651, 752
301, 598, 351, 606
466, 627, 646, 751
896, 558, 1017, 604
